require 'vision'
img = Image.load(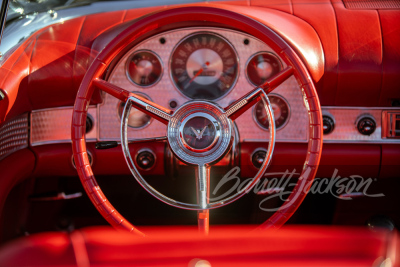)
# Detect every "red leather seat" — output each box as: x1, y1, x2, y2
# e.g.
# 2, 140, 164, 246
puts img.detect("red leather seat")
0, 226, 398, 267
